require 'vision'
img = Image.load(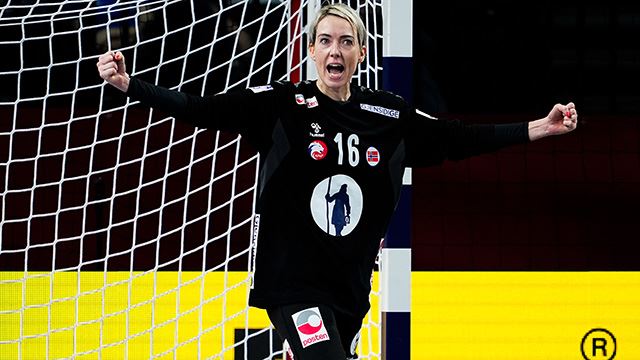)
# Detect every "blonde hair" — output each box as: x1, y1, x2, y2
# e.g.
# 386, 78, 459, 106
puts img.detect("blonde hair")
308, 3, 366, 48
